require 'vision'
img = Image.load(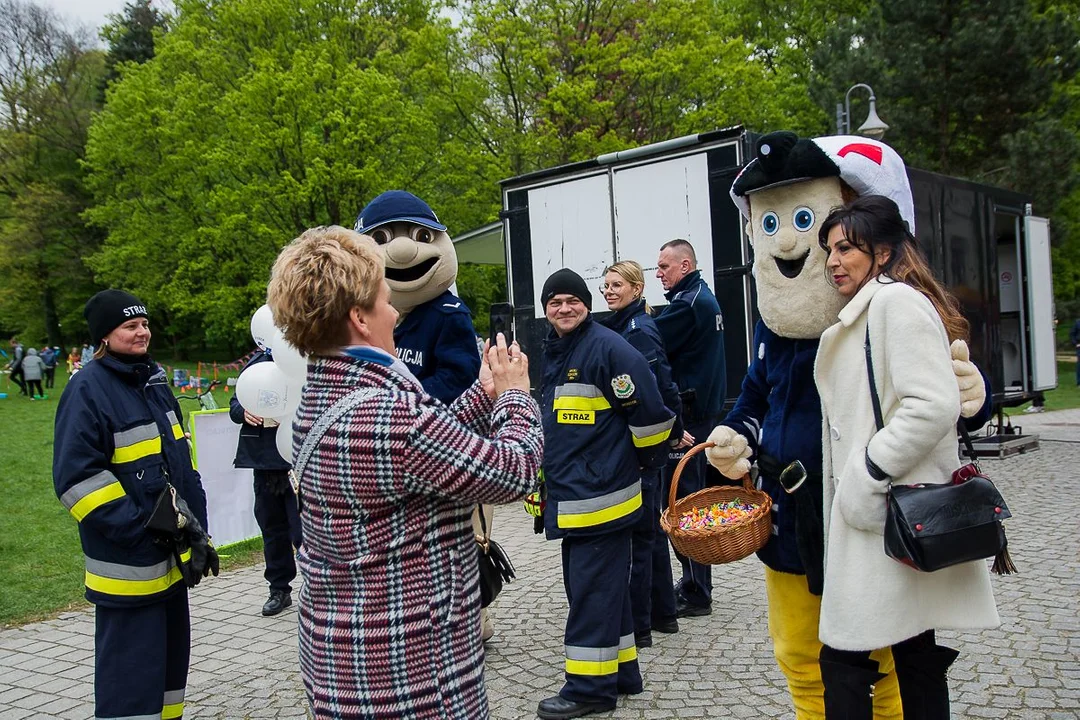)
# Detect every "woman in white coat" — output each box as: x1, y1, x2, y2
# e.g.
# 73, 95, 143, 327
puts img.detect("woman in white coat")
814, 195, 999, 719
